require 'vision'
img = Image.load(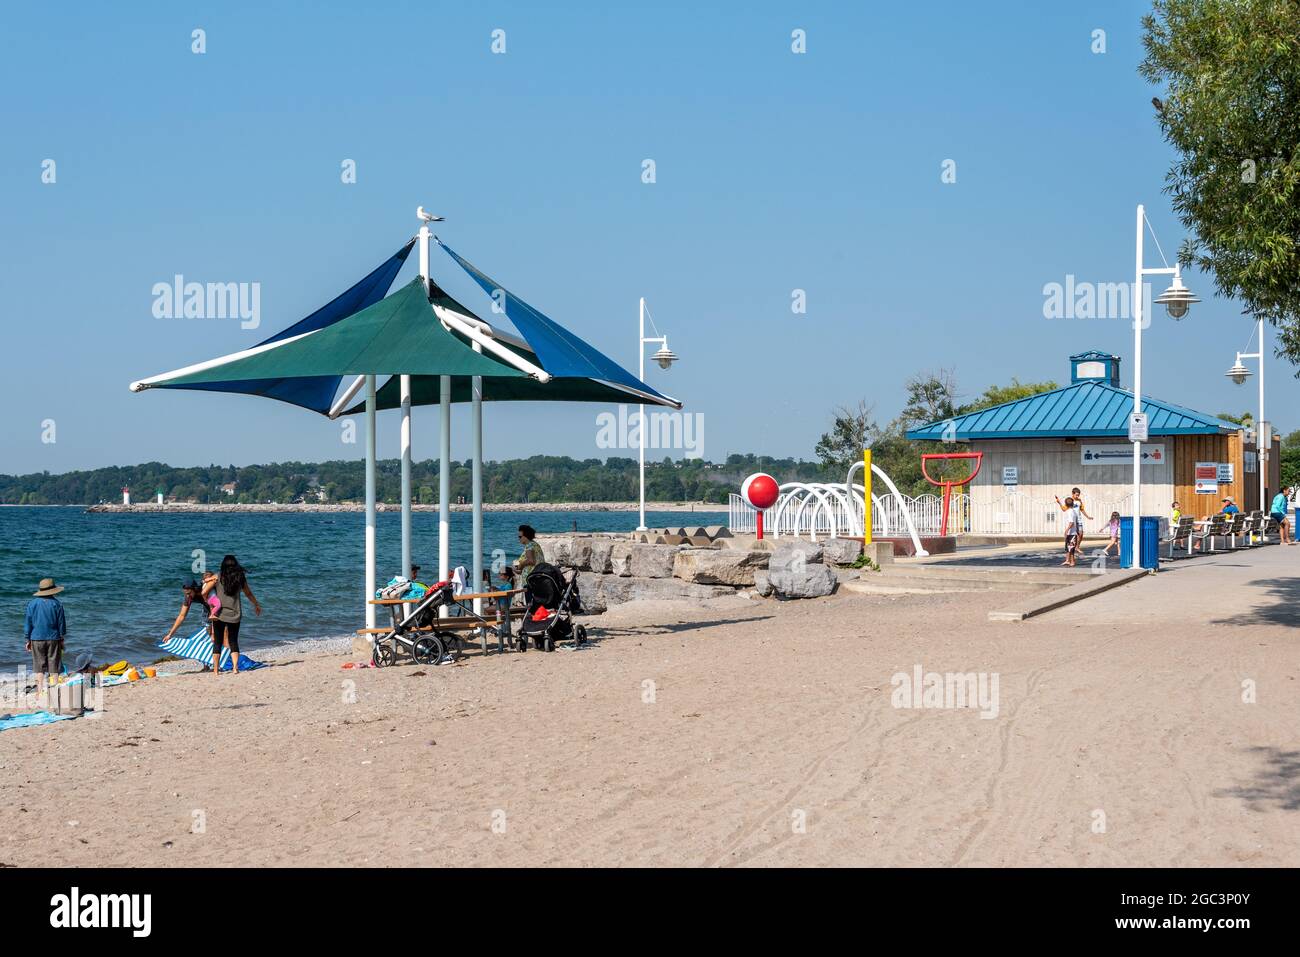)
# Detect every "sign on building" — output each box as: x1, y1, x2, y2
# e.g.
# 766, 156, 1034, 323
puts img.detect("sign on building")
1216, 462, 1234, 484
1002, 466, 1018, 486
1195, 462, 1218, 494
1080, 443, 1166, 466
